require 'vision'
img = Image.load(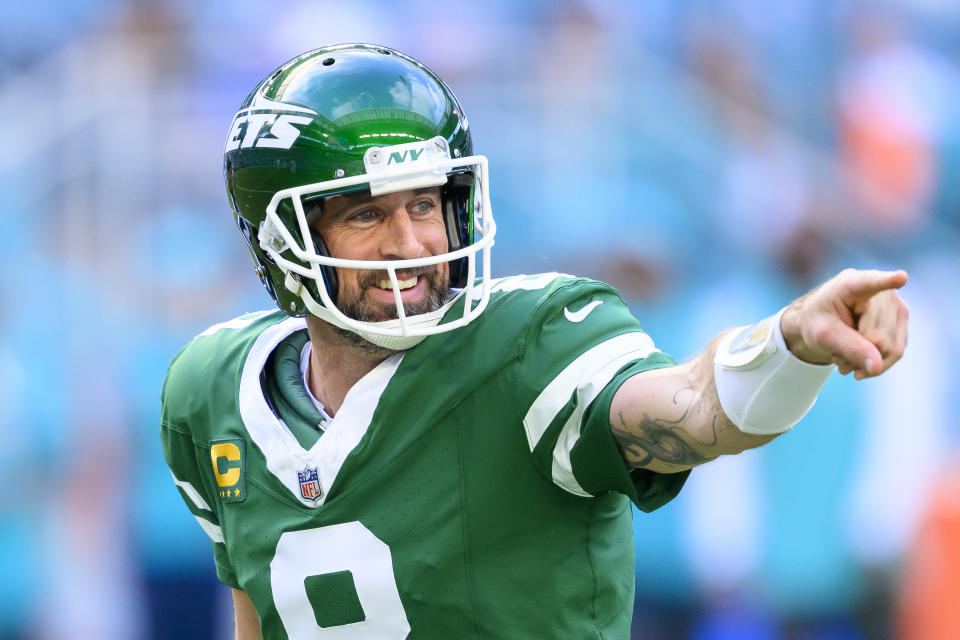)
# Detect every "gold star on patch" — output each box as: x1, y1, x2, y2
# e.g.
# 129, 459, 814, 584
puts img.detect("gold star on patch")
234, 488, 240, 498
